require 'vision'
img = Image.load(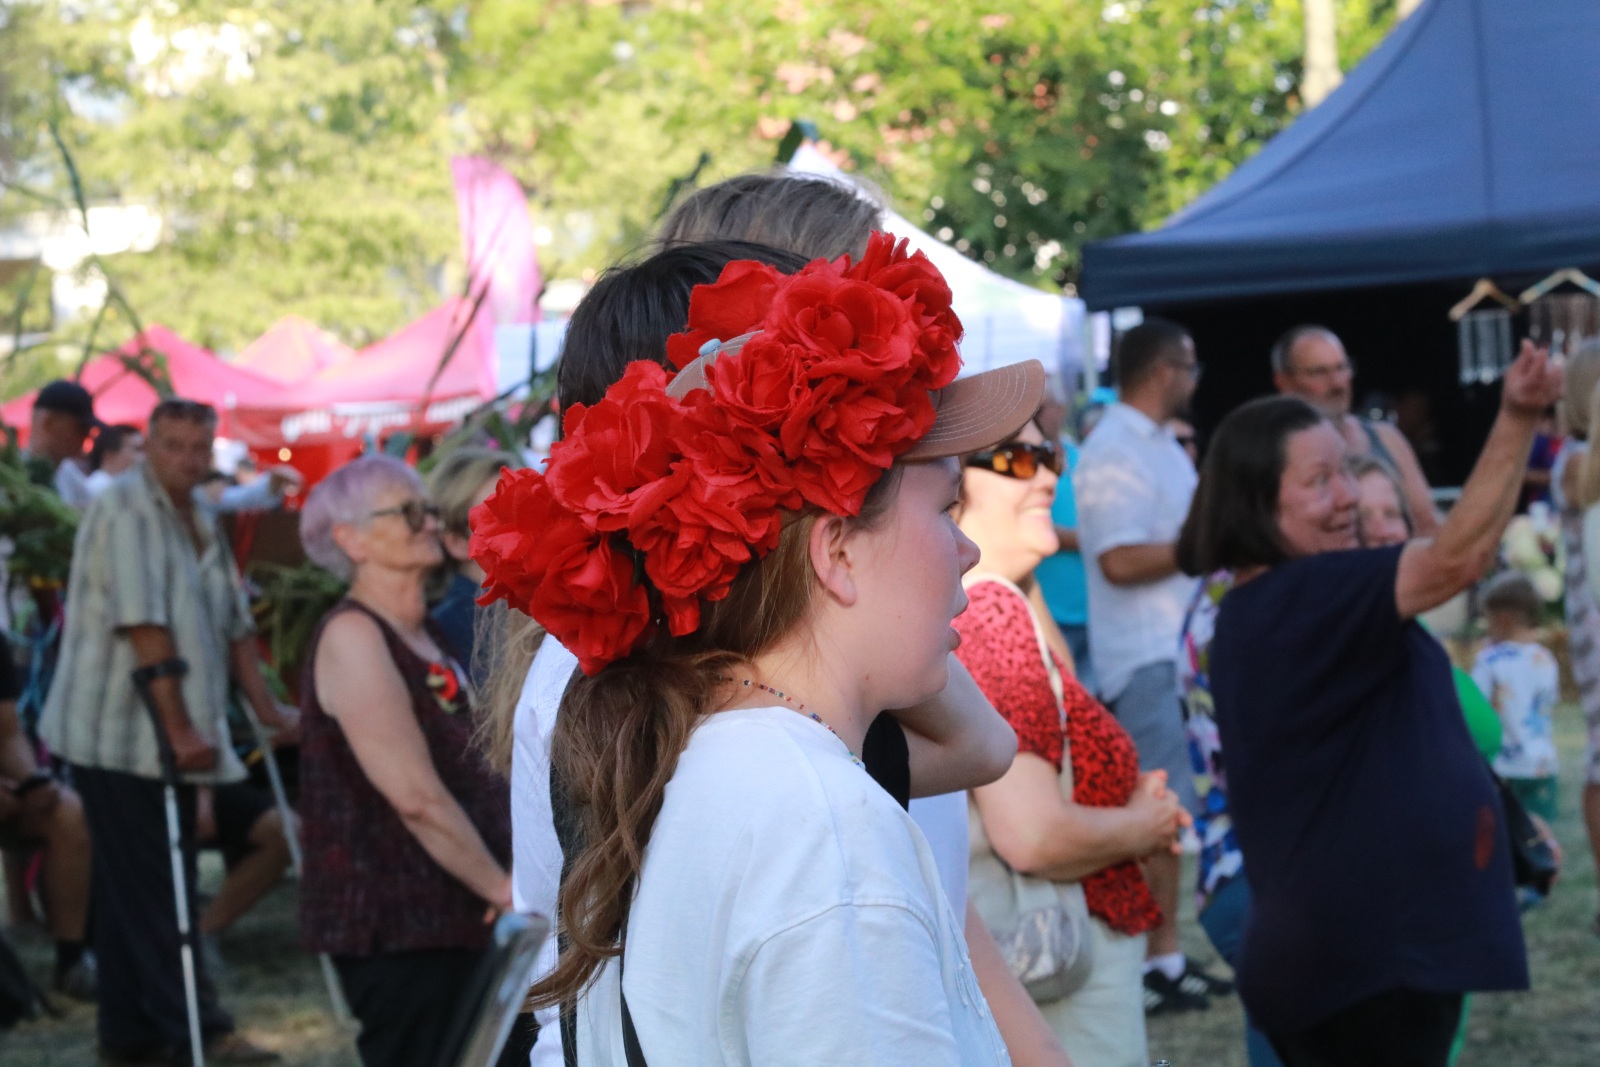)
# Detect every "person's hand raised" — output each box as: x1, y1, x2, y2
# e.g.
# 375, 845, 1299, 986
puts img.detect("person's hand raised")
1502, 340, 1564, 417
